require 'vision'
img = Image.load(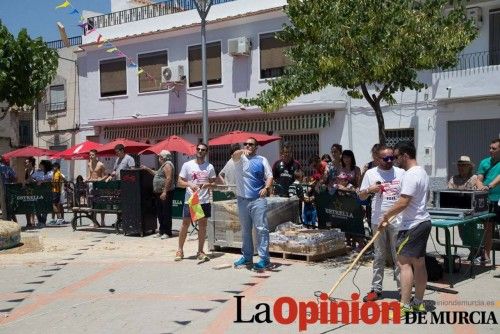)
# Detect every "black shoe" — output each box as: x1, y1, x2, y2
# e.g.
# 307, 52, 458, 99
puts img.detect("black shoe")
363, 290, 382, 302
